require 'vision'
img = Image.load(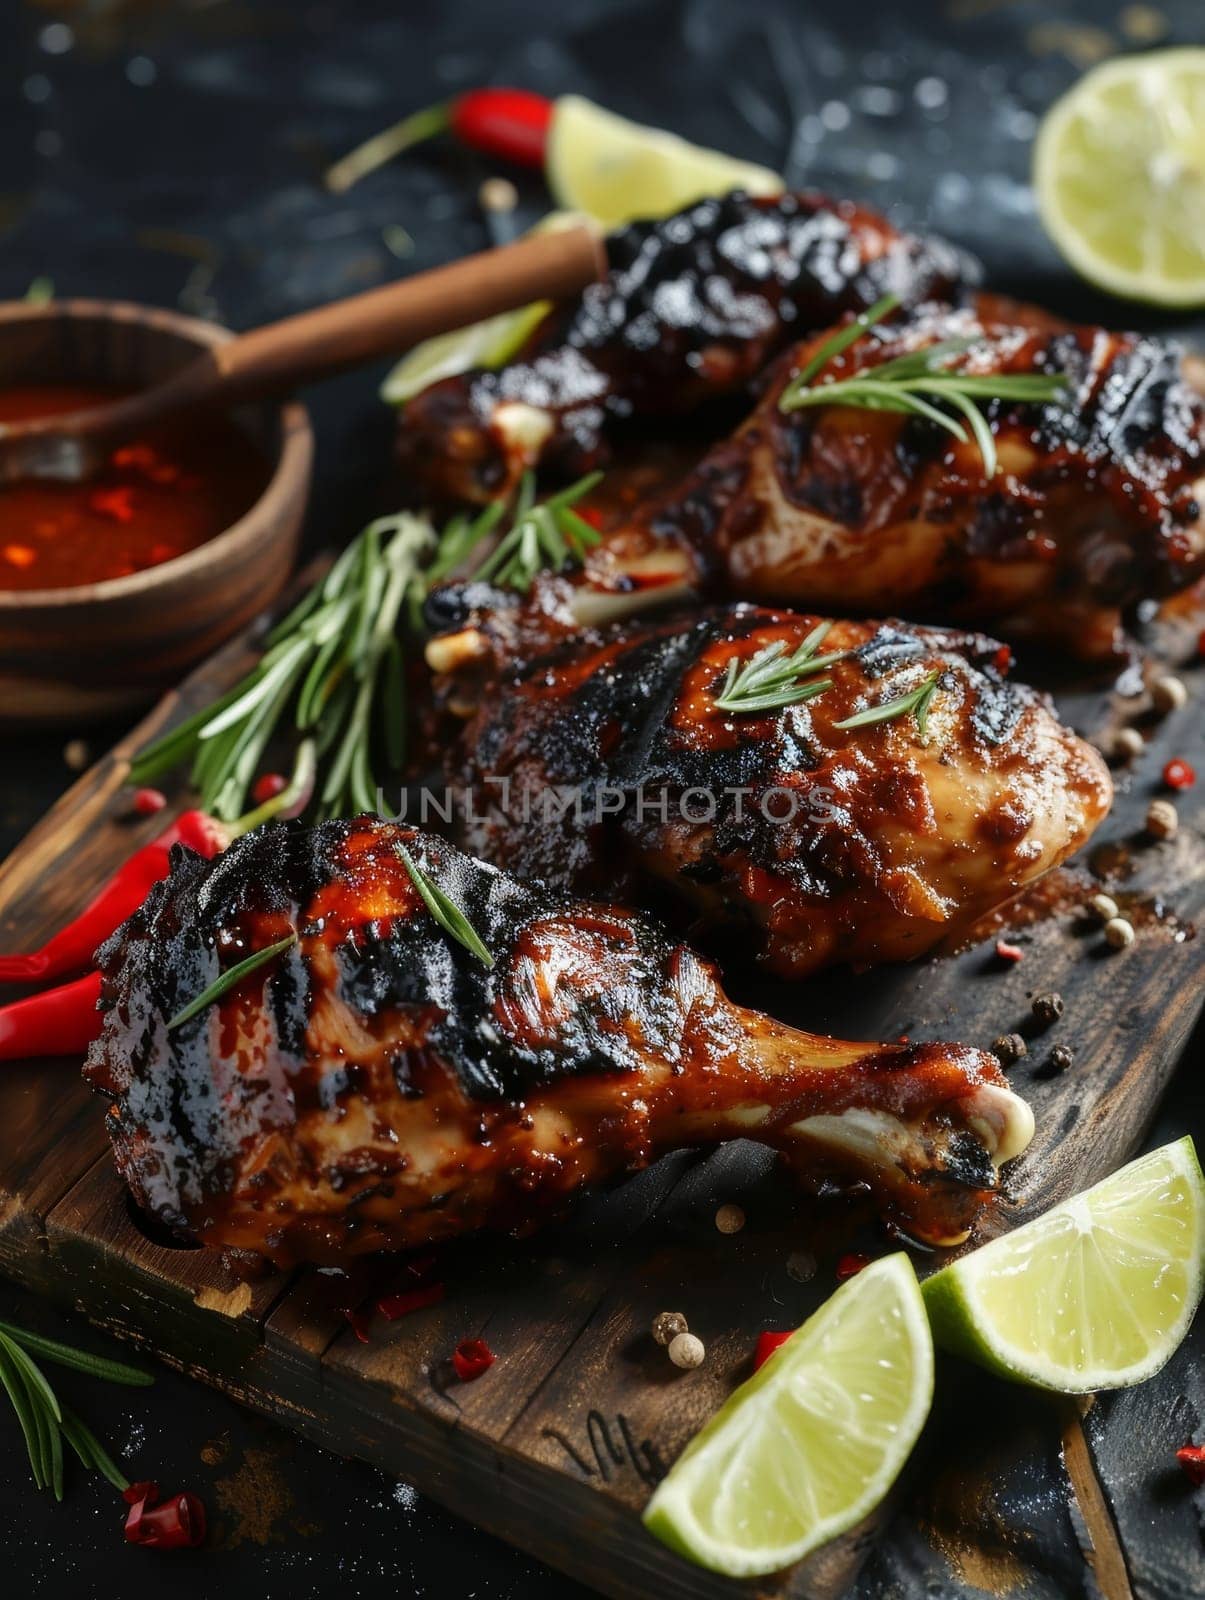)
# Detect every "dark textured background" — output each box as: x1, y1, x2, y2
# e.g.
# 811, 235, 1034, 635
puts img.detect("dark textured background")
0, 1, 1201, 1595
